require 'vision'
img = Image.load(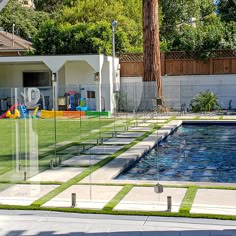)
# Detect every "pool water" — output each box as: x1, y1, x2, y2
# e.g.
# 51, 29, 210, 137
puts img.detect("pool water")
117, 125, 236, 183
